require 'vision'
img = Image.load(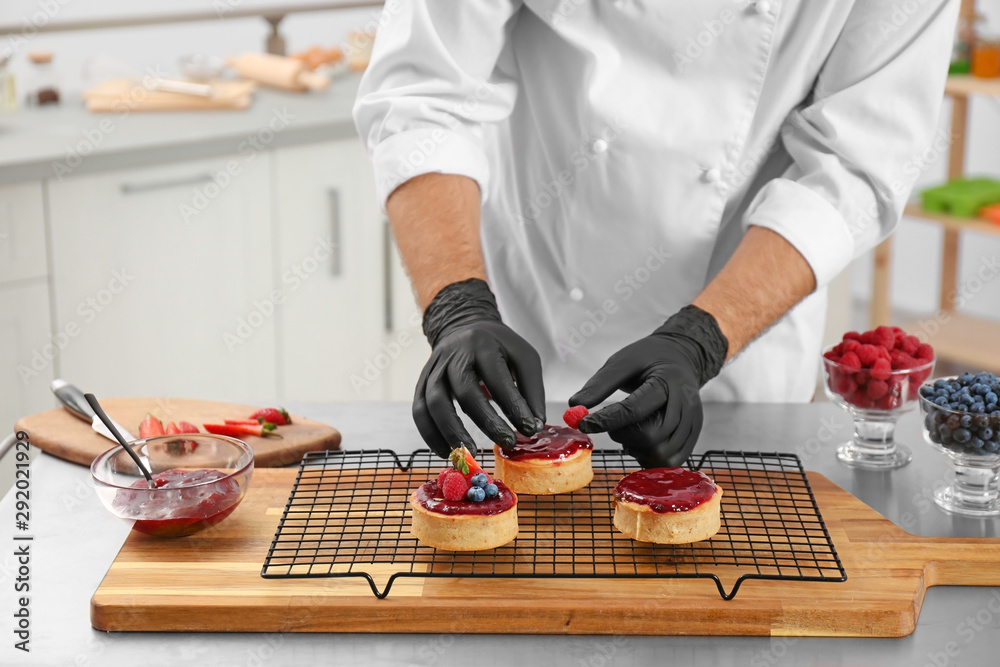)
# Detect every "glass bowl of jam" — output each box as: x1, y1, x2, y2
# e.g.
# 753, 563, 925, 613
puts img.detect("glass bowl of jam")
91, 434, 254, 537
